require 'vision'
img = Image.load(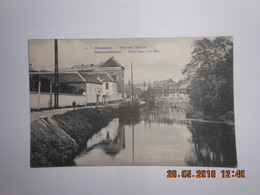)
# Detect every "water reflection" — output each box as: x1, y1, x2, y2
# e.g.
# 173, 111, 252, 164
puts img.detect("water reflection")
76, 118, 126, 157
75, 105, 237, 167
186, 121, 237, 167
102, 123, 126, 156
140, 107, 190, 126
